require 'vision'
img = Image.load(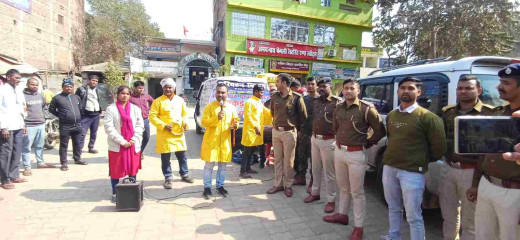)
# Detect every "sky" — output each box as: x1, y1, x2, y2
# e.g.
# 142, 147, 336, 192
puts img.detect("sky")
85, 0, 214, 40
